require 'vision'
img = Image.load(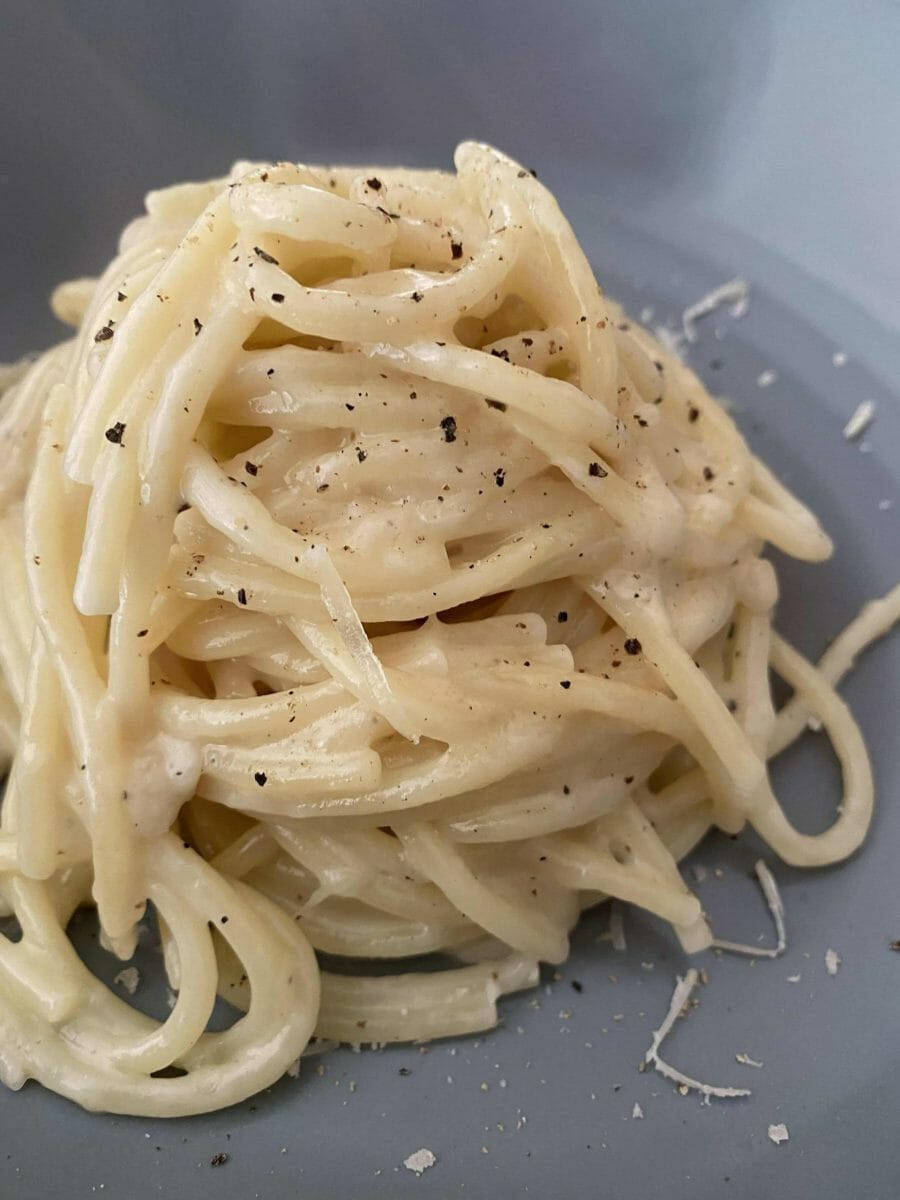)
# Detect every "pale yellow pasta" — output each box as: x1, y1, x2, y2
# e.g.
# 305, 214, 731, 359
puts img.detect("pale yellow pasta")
0, 142, 896, 1117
